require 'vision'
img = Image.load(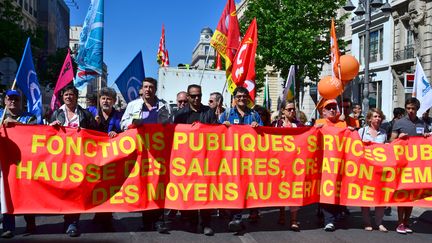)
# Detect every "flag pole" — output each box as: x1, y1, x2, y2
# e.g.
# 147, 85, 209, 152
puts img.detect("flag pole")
199, 47, 212, 86
97, 75, 101, 112
0, 79, 17, 125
